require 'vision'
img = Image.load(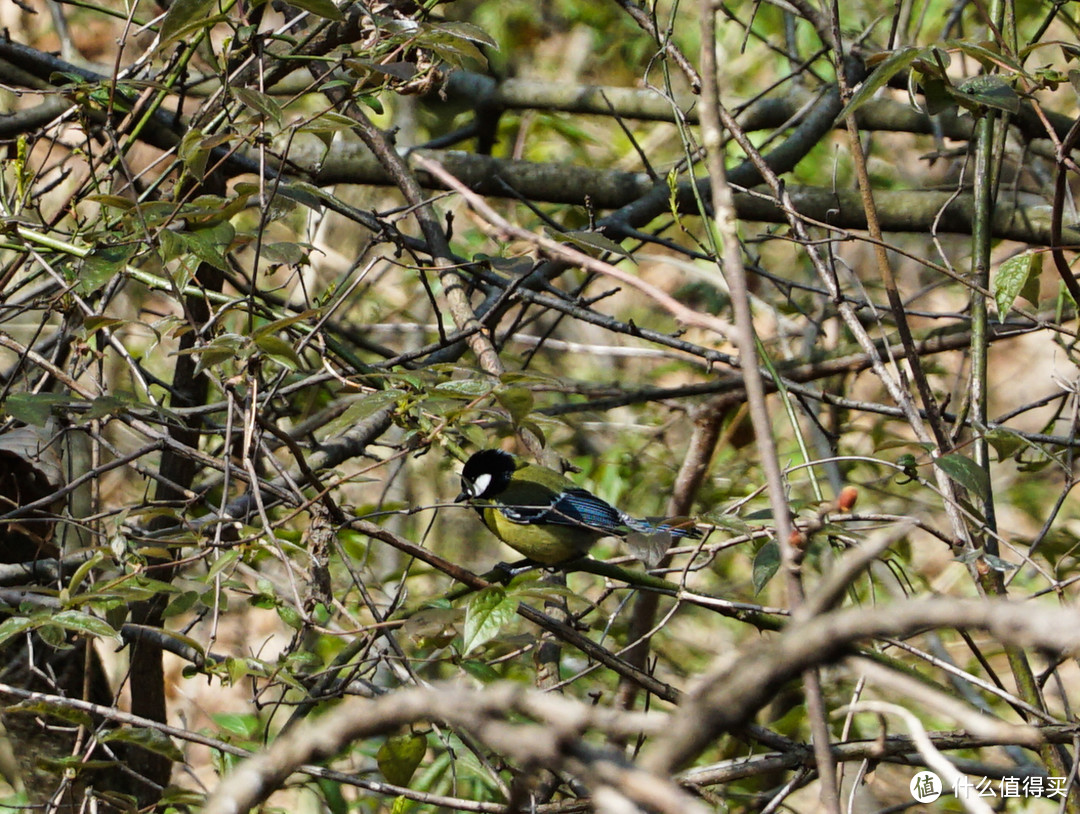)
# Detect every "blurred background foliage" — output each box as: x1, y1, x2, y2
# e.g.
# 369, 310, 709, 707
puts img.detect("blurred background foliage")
0, 0, 1079, 810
